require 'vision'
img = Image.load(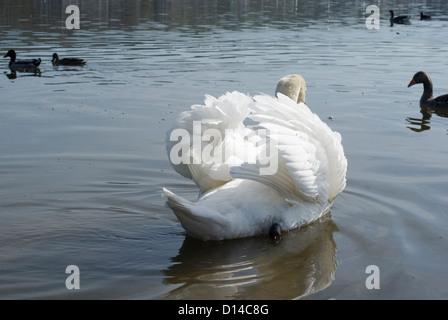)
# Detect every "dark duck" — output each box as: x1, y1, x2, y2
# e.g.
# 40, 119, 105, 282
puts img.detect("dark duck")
4, 49, 41, 71
52, 53, 86, 66
408, 71, 448, 108
389, 10, 411, 26
420, 12, 431, 20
